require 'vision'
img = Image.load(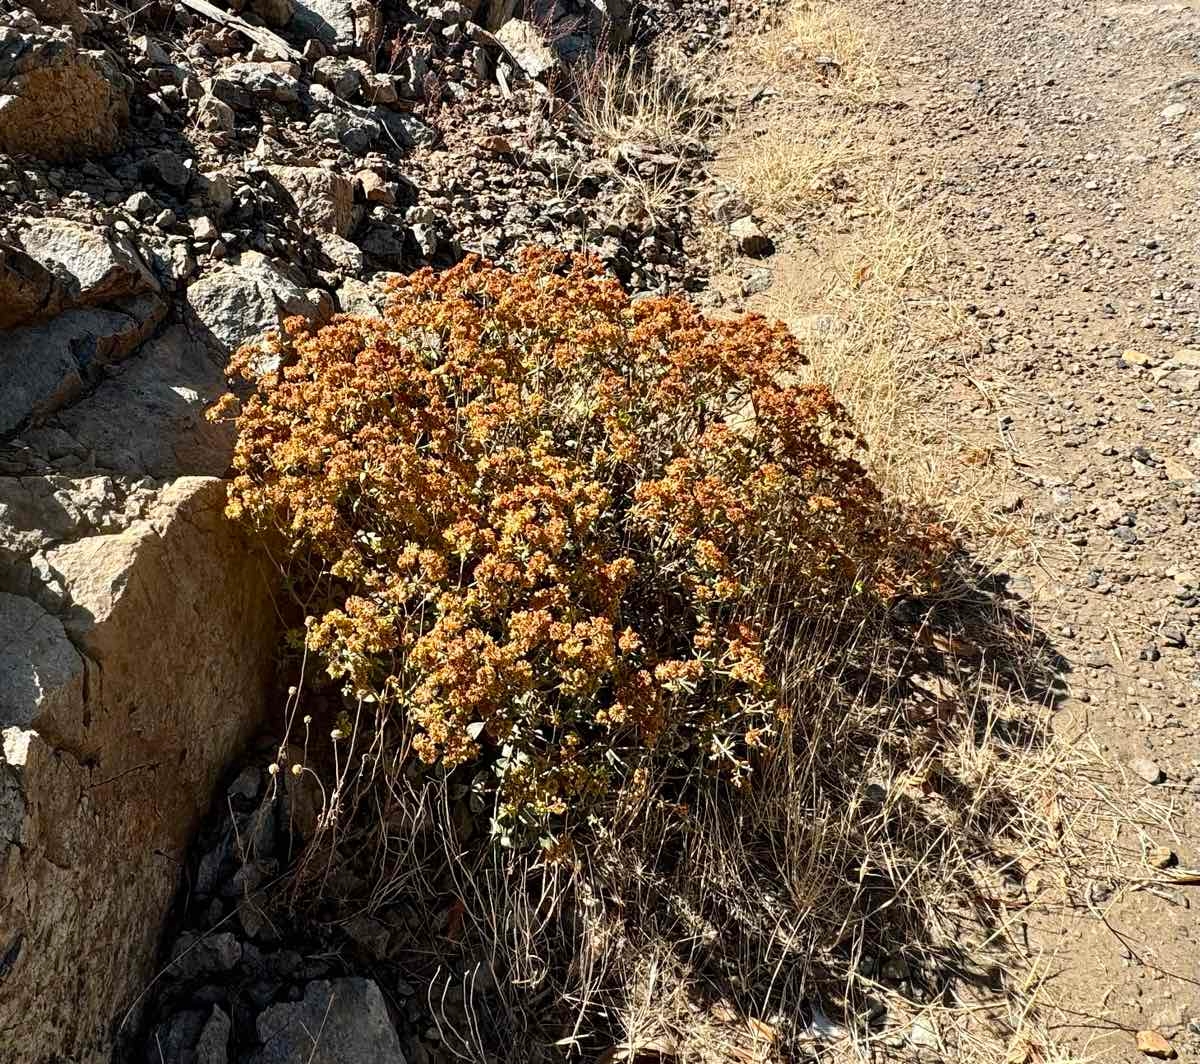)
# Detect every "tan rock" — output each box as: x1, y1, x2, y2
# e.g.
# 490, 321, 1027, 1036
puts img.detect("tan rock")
24, 0, 88, 32
0, 18, 130, 163
356, 169, 396, 205
1135, 1030, 1176, 1059
0, 477, 276, 1064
